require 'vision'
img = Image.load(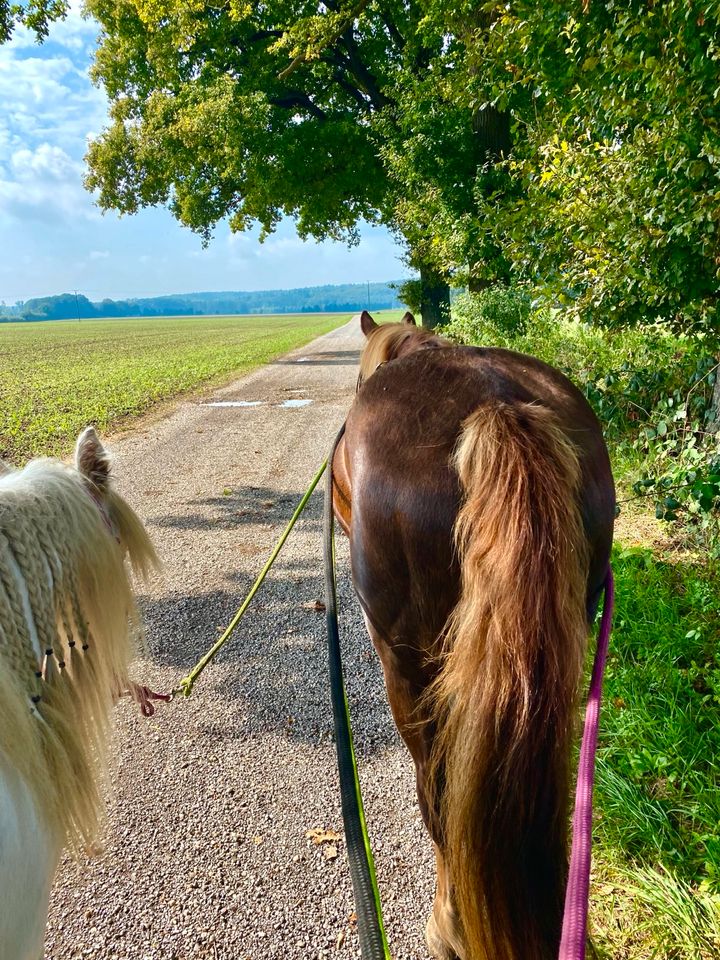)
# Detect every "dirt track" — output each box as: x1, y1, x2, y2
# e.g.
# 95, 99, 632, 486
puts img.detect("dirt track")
45, 318, 435, 960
